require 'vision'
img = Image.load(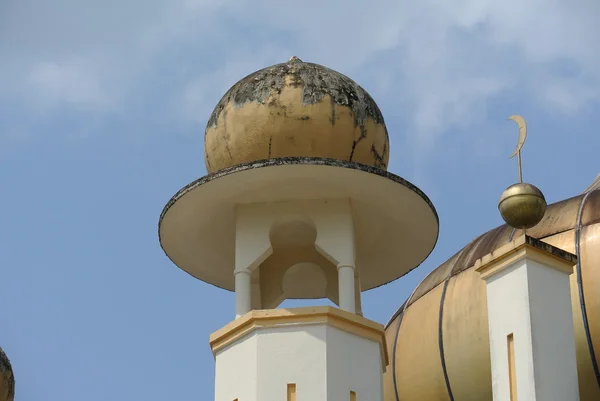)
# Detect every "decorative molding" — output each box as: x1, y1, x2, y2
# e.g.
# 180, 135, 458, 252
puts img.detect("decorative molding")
475, 235, 576, 280
209, 306, 388, 369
